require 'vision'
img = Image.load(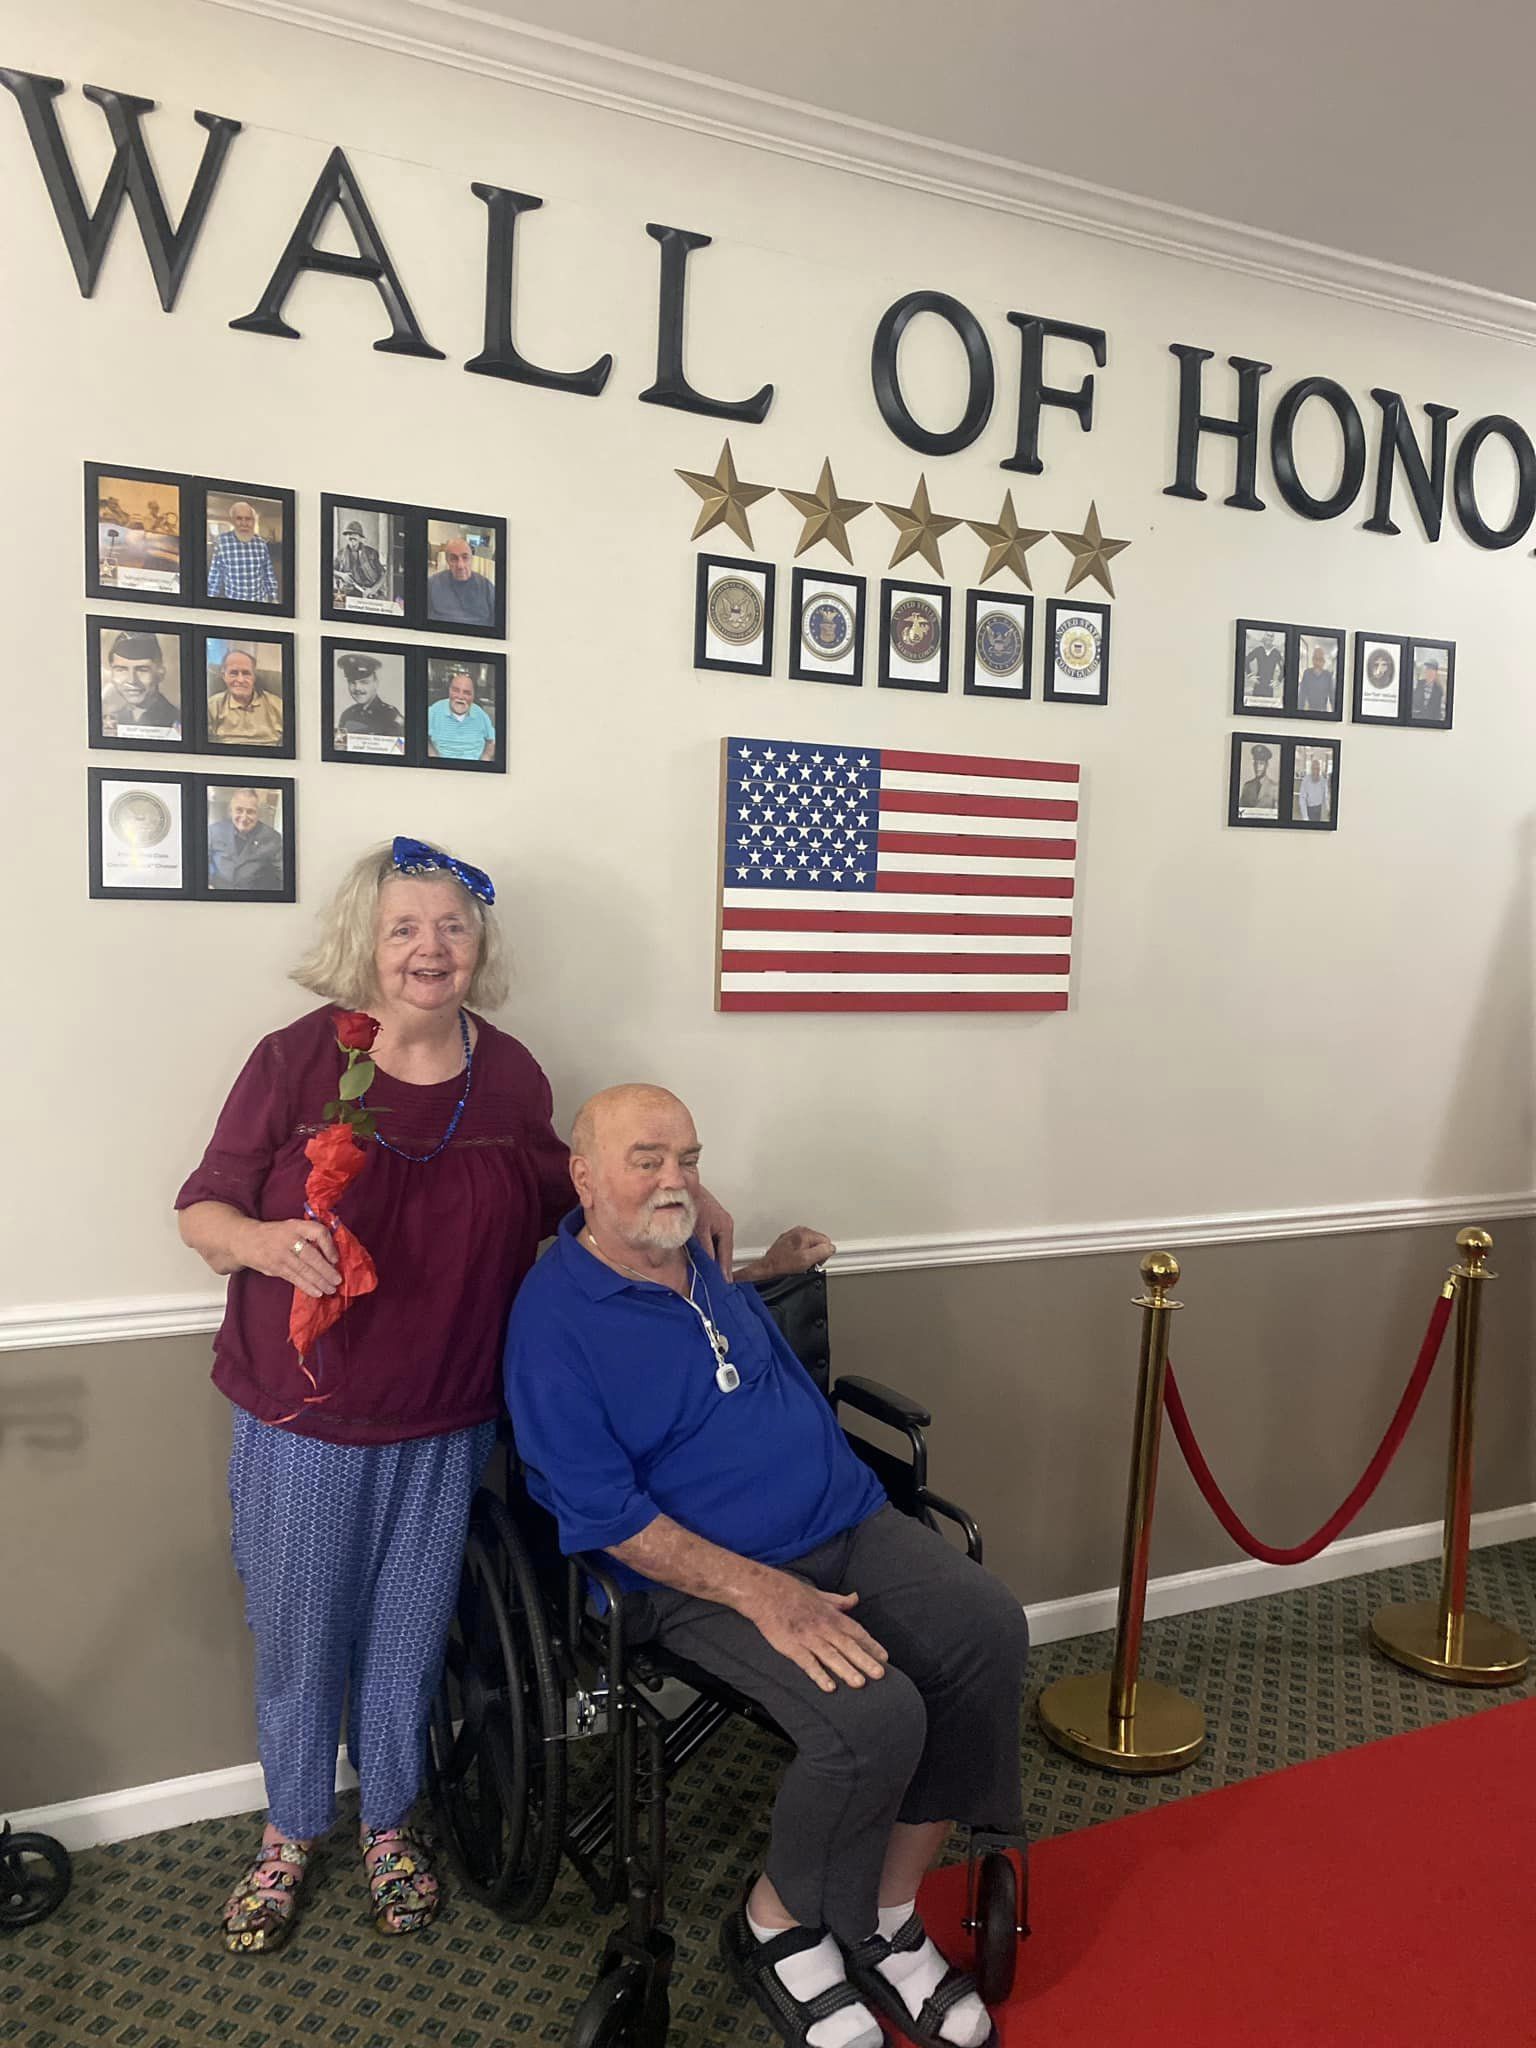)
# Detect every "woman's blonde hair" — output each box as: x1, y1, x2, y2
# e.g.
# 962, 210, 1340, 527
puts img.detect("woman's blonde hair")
291, 841, 510, 1011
